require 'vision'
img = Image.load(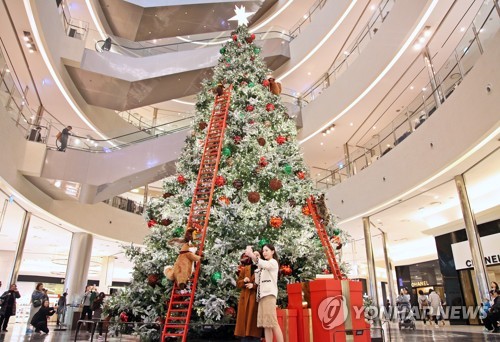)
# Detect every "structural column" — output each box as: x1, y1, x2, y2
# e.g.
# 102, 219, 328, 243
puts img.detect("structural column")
98, 256, 115, 293
8, 211, 31, 286
363, 217, 380, 310
64, 232, 93, 325
379, 229, 396, 317
454, 175, 490, 300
